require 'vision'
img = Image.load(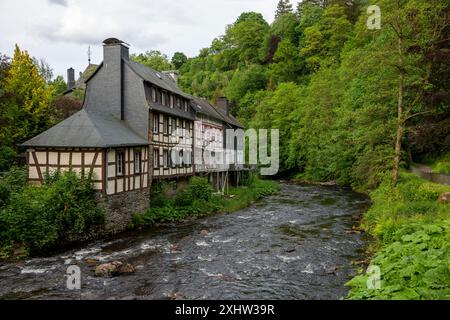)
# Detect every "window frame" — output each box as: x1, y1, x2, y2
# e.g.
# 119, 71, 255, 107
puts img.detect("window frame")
163, 115, 169, 135
153, 114, 159, 134
153, 148, 160, 168
134, 149, 141, 174
116, 150, 125, 177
